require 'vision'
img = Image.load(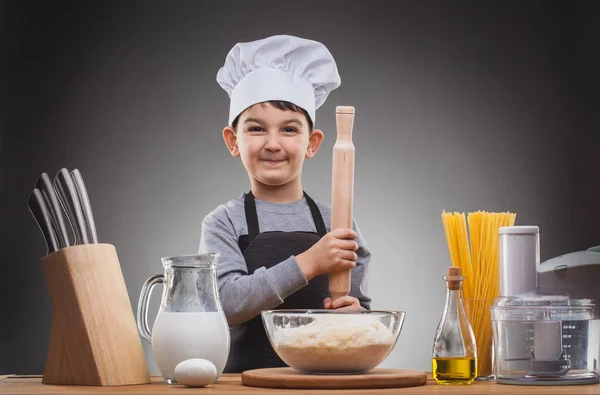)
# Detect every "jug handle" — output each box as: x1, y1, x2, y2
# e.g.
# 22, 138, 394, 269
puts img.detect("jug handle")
136, 274, 164, 343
